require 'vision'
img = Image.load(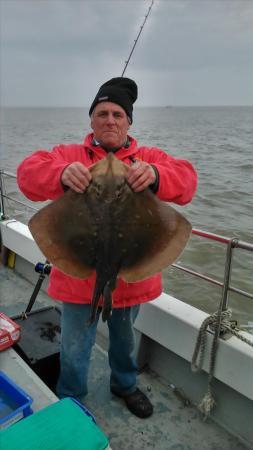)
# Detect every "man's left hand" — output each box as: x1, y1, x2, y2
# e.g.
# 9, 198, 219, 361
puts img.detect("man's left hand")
126, 161, 156, 192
